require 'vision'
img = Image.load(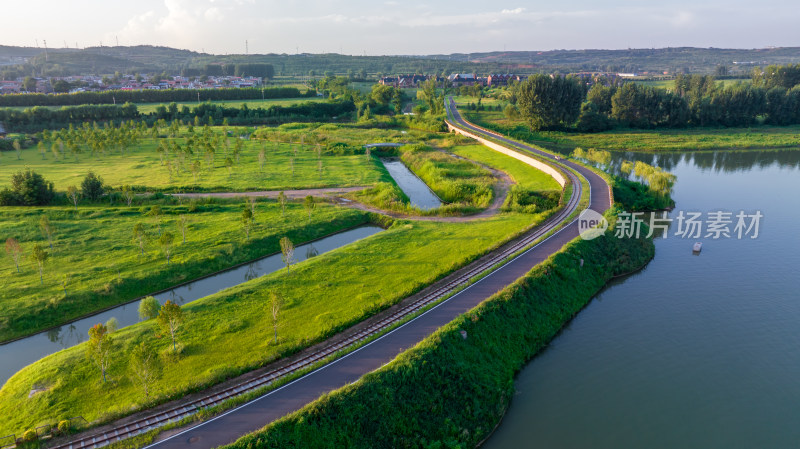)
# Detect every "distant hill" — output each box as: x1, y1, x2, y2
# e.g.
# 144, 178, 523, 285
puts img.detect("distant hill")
2, 45, 800, 77
425, 47, 800, 75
